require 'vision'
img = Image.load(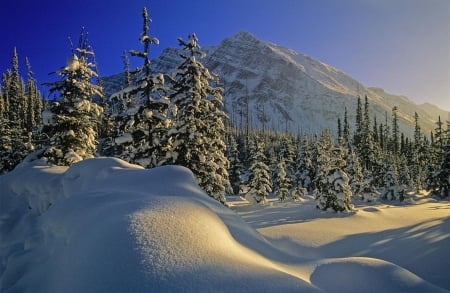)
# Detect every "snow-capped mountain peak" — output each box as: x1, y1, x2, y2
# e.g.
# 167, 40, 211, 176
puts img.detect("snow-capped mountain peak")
103, 31, 449, 136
